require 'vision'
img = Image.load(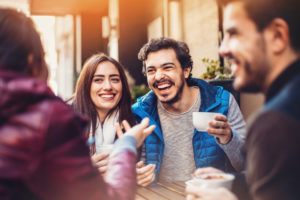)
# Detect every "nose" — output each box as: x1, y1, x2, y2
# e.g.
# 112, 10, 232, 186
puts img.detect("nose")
155, 68, 164, 80
219, 35, 230, 58
103, 79, 112, 90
